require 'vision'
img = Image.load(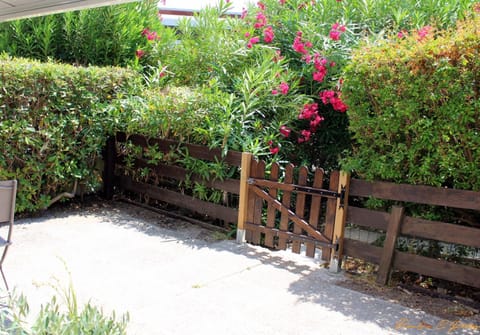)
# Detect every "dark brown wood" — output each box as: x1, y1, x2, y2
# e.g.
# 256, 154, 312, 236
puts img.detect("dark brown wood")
251, 160, 265, 245
350, 178, 480, 211
376, 206, 405, 285
249, 185, 330, 244
102, 136, 116, 200
116, 132, 242, 167
322, 170, 338, 261
118, 176, 238, 224
116, 156, 240, 194
249, 179, 338, 198
347, 206, 389, 231
264, 163, 279, 248
292, 166, 308, 254
278, 164, 294, 250
393, 251, 480, 289
245, 223, 336, 248
401, 216, 480, 248
306, 168, 324, 258
343, 238, 382, 265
